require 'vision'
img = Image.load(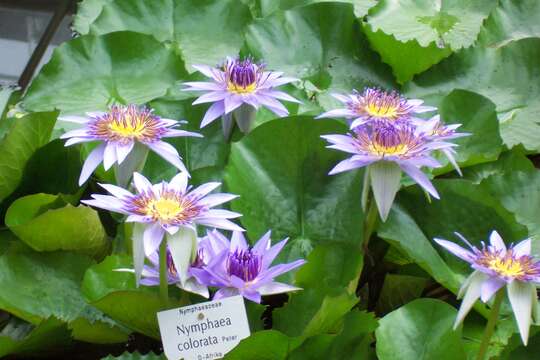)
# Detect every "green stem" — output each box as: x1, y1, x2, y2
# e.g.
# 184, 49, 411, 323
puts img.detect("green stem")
158, 240, 169, 308
362, 195, 379, 253
476, 289, 505, 360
